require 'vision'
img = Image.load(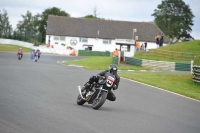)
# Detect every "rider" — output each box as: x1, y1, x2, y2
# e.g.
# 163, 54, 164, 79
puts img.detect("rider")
34, 49, 41, 59
17, 48, 23, 58
82, 64, 120, 101
36, 49, 41, 59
